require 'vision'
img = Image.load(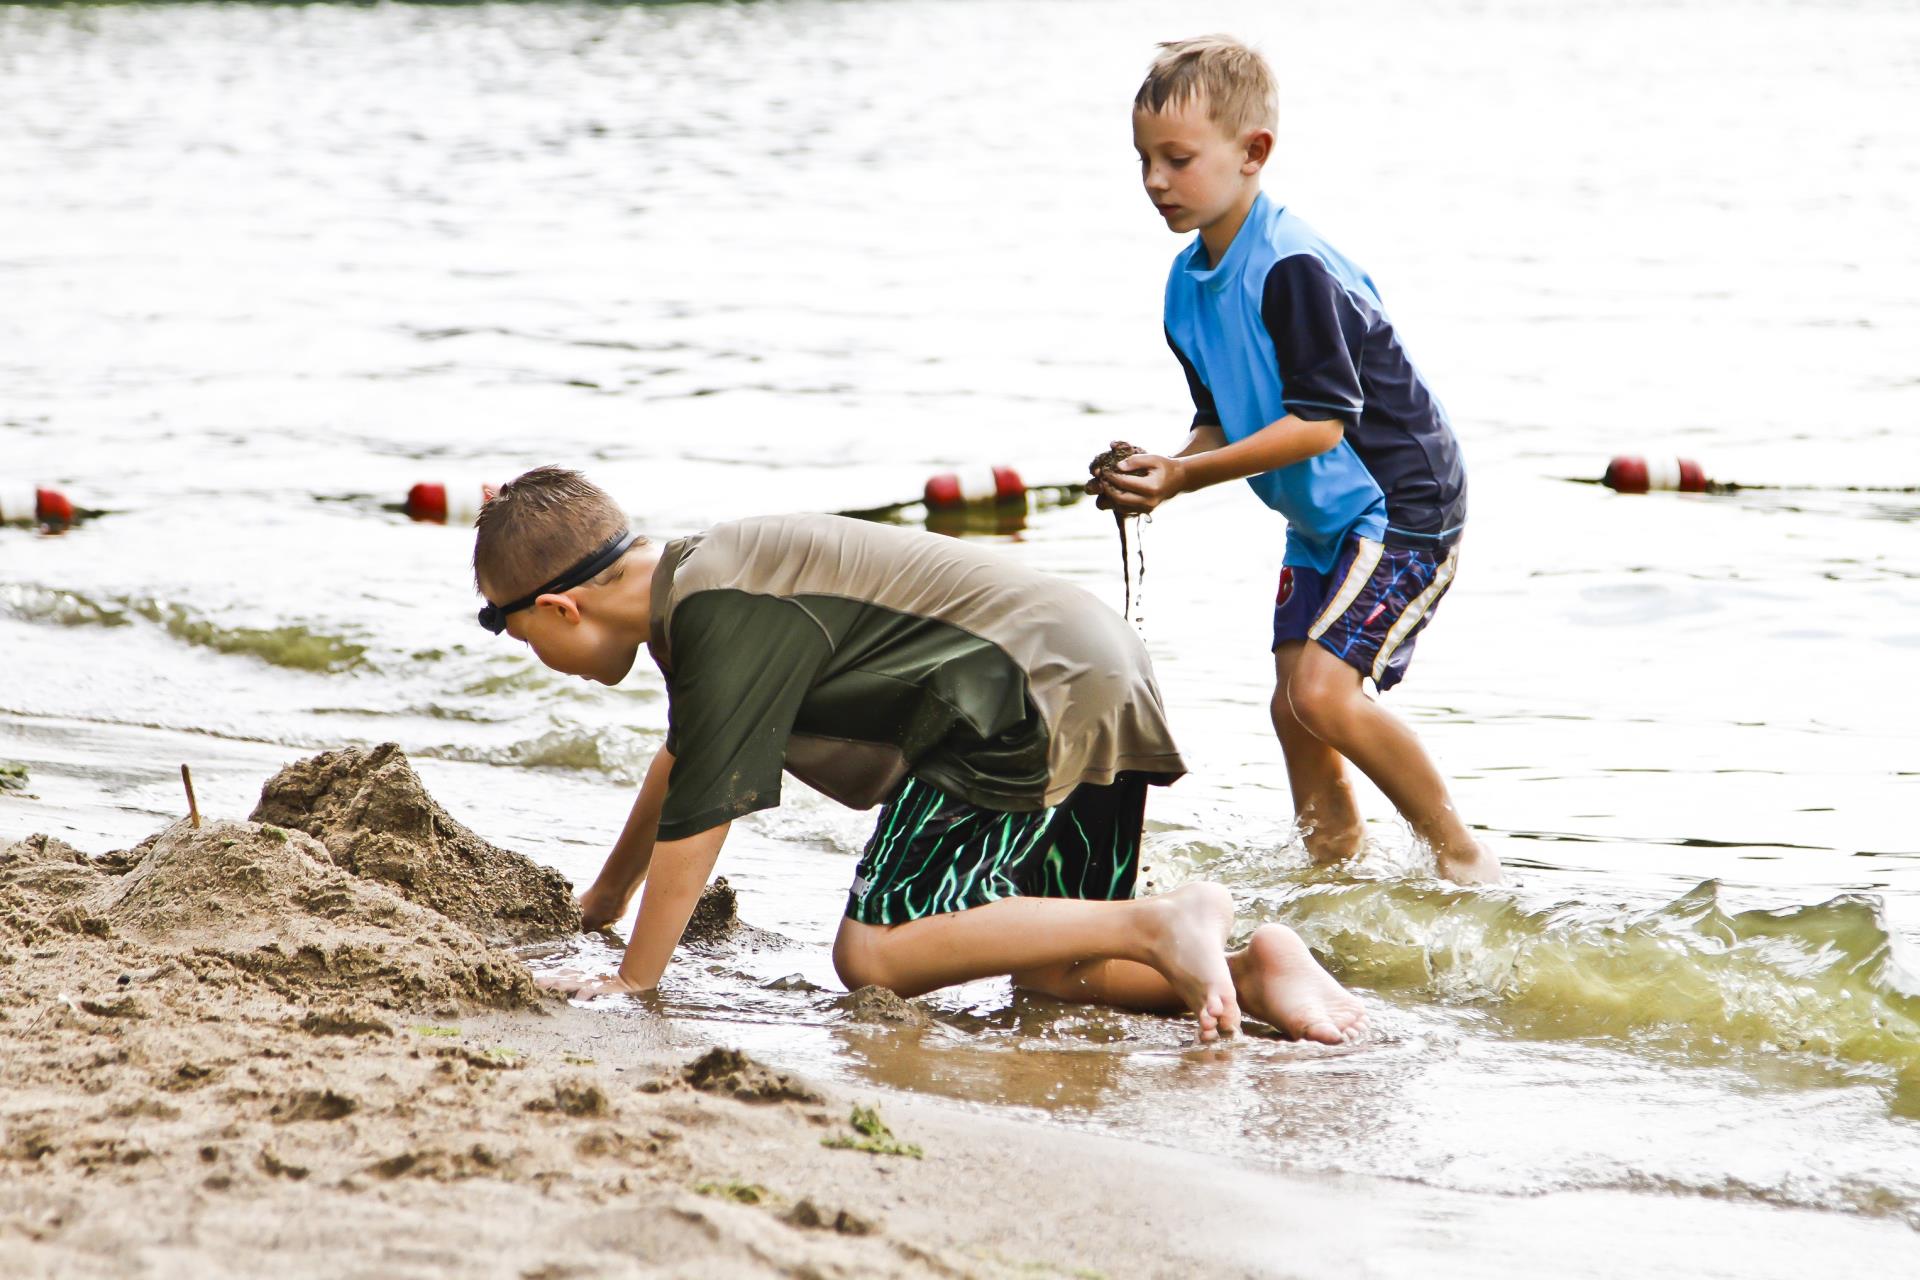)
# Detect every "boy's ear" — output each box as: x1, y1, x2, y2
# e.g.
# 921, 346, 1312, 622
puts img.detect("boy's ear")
1243, 129, 1273, 173
534, 592, 583, 625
